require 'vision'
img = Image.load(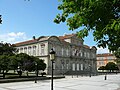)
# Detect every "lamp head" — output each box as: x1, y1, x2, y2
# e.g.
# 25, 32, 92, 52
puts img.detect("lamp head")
50, 48, 55, 60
